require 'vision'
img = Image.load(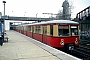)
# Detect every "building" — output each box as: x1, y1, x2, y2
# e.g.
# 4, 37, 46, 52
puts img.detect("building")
62, 0, 71, 20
